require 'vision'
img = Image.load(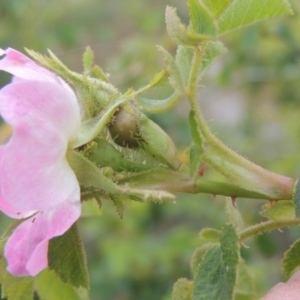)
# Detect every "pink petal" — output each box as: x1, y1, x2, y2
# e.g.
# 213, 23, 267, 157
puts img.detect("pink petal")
261, 271, 300, 300
0, 79, 80, 140
0, 195, 36, 219
0, 80, 80, 211
4, 192, 80, 277
0, 146, 35, 218
0, 48, 59, 84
